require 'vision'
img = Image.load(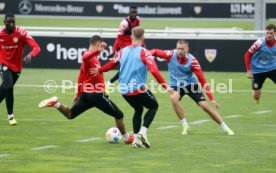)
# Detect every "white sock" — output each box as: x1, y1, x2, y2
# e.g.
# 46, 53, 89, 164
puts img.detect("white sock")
220, 122, 230, 131
134, 134, 139, 143
140, 126, 147, 136
106, 80, 112, 87
181, 118, 188, 127
122, 133, 130, 141
8, 114, 14, 120
54, 102, 61, 108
